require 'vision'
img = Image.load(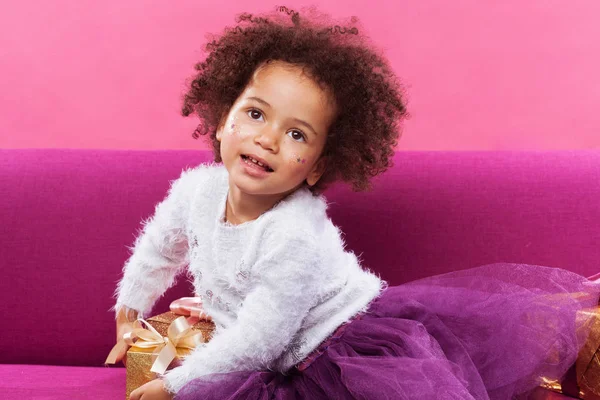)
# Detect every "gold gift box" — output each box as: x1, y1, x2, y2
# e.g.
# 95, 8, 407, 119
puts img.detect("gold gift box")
576, 306, 600, 400
540, 305, 600, 399
144, 311, 215, 339
125, 312, 215, 399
